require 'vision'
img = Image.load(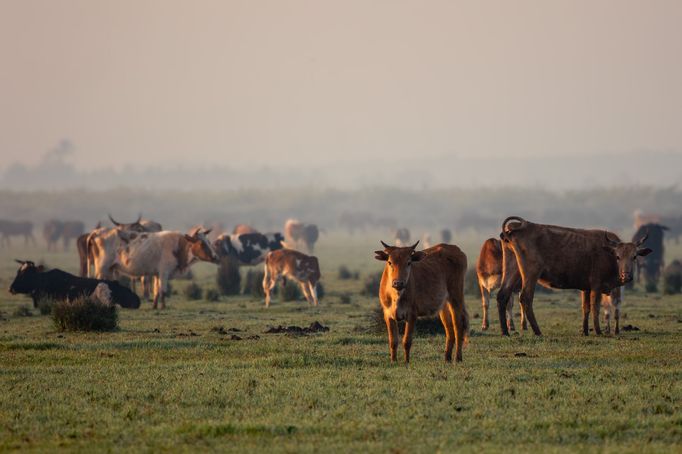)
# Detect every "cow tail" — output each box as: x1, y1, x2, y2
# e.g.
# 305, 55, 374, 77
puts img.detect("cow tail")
461, 300, 470, 348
